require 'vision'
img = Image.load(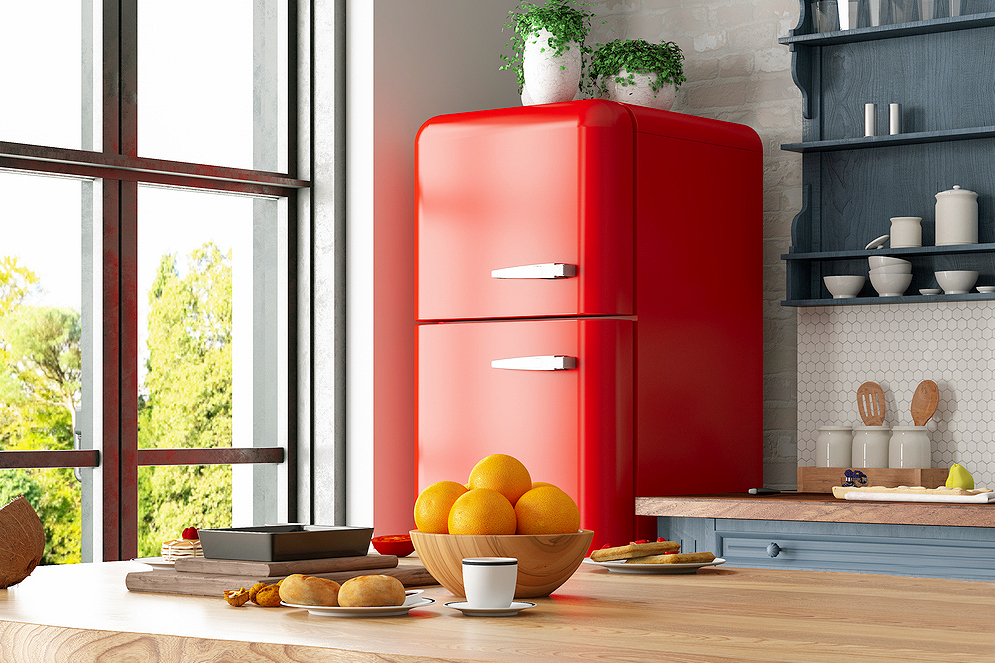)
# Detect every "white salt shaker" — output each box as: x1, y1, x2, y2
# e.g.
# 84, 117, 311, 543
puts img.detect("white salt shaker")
851, 426, 890, 468
816, 426, 853, 467
888, 426, 931, 468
